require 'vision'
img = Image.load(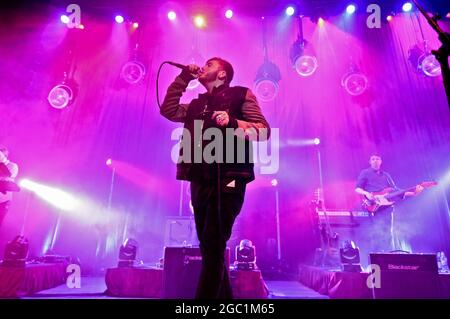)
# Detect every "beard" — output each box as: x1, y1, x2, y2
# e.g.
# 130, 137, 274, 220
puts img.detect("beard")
198, 70, 219, 85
